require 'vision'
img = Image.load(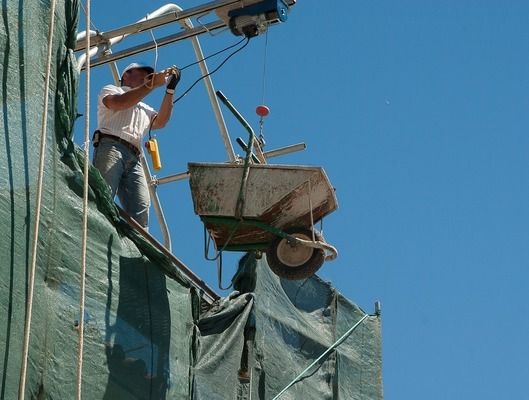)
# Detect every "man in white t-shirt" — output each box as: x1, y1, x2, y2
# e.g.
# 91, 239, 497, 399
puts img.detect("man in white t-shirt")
93, 62, 180, 228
